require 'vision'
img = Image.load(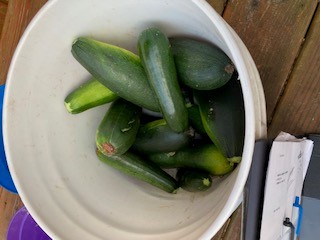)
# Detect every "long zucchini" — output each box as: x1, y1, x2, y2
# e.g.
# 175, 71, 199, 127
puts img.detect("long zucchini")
148, 144, 234, 176
194, 77, 245, 163
96, 98, 141, 155
72, 37, 160, 111
138, 28, 188, 132
96, 149, 178, 193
